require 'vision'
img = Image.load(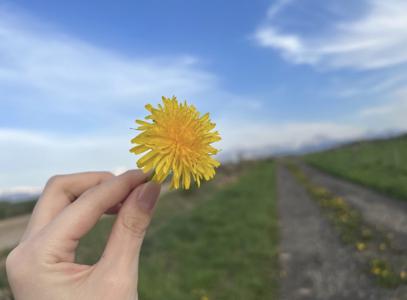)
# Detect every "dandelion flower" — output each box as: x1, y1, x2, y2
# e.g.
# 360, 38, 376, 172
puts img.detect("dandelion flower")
130, 96, 221, 189
371, 267, 381, 275
355, 242, 366, 251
